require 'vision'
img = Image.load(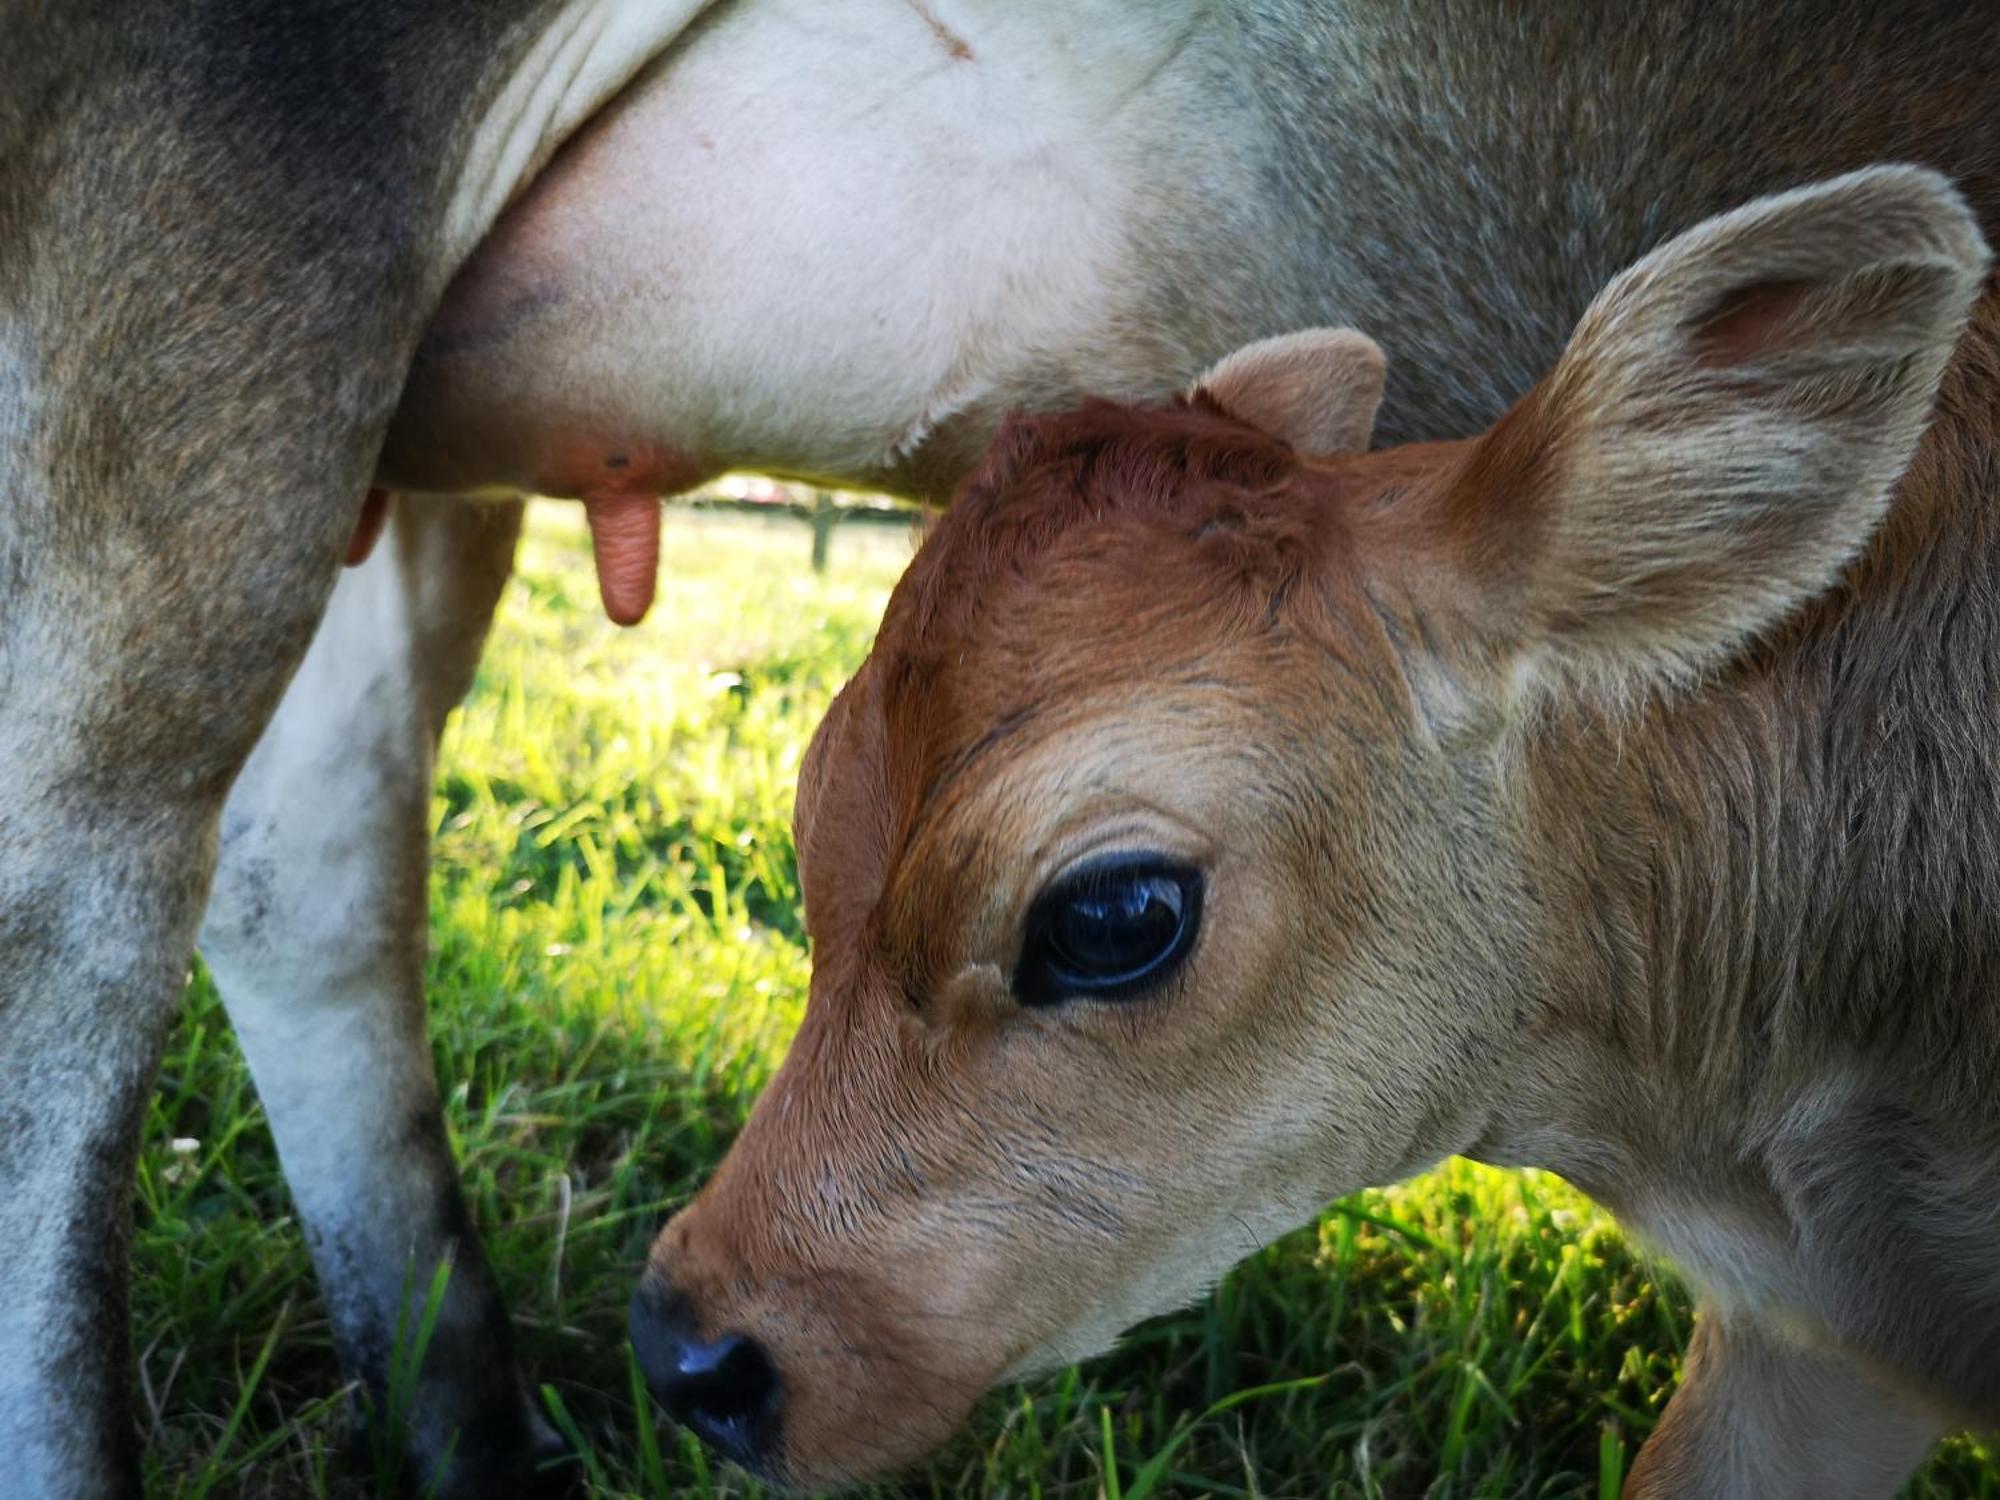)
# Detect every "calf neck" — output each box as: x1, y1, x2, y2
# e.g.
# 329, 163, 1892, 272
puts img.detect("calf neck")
637, 168, 2000, 1494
